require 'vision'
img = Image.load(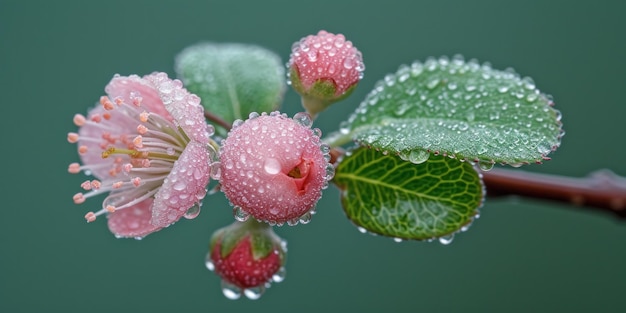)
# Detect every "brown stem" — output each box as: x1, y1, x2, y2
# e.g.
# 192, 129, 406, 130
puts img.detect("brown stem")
482, 168, 626, 219
204, 111, 232, 131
